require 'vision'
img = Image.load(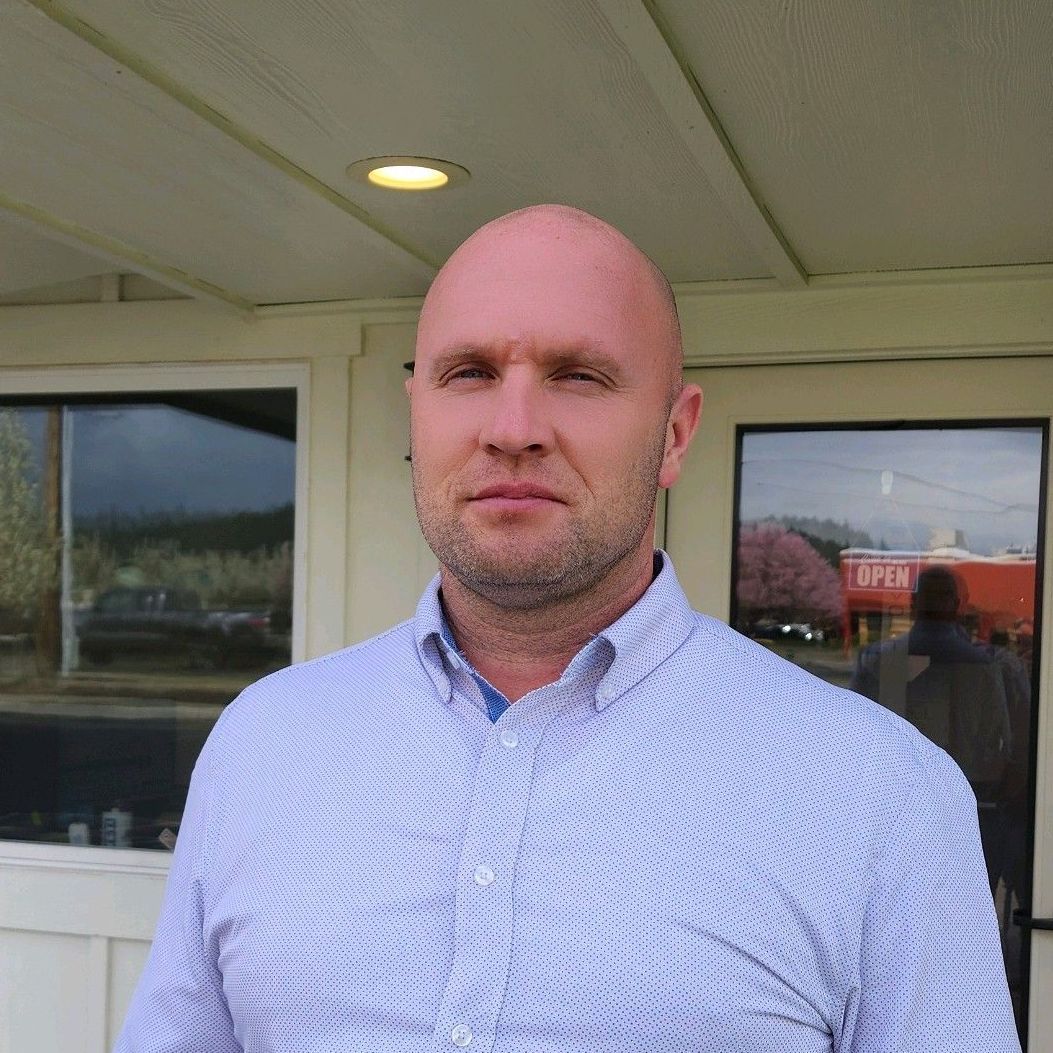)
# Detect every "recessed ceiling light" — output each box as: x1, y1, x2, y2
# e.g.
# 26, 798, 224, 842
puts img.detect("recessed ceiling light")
347, 155, 470, 191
